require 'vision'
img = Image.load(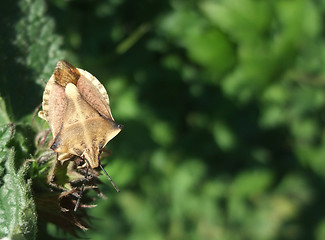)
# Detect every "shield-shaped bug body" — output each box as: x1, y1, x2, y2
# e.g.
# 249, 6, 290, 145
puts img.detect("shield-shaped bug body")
39, 60, 123, 211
